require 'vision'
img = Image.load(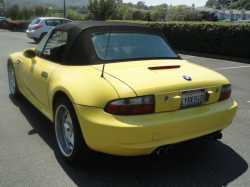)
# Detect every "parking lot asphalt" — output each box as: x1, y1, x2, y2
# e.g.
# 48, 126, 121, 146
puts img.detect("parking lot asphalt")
0, 30, 250, 187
